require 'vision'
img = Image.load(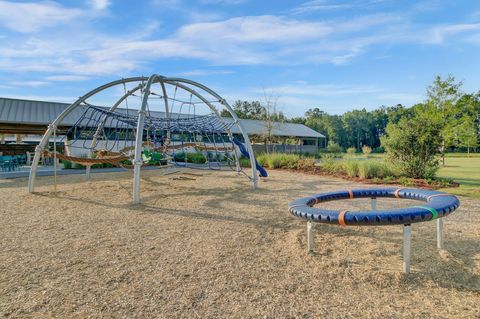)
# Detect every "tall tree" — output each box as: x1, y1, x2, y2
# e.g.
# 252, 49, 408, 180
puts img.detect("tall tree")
457, 116, 479, 156
426, 75, 463, 165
